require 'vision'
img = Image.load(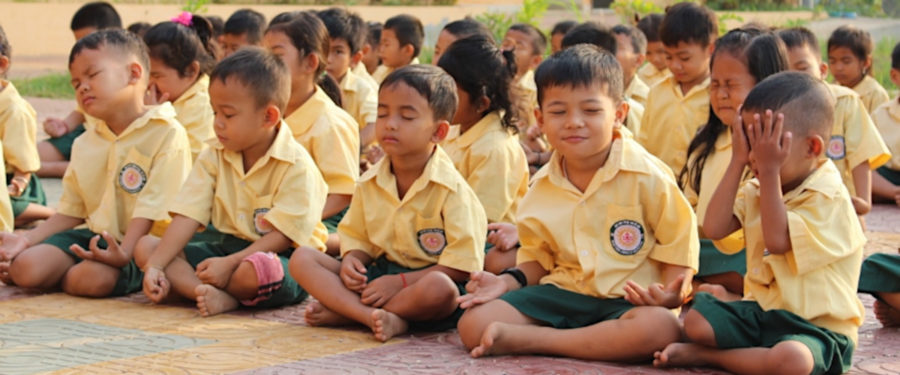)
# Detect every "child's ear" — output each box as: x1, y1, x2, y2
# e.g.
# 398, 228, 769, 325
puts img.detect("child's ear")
263, 104, 282, 128
476, 95, 491, 114
863, 56, 873, 72
534, 106, 544, 130
635, 53, 646, 68
186, 61, 201, 80
890, 68, 900, 87
808, 134, 824, 158
432, 120, 450, 143
615, 100, 629, 128
0, 56, 9, 77
128, 62, 144, 84
304, 53, 319, 75
819, 62, 829, 81
401, 44, 415, 61
351, 50, 364, 66
530, 55, 543, 70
